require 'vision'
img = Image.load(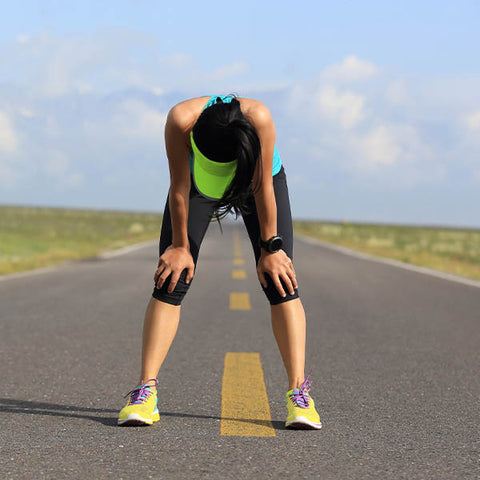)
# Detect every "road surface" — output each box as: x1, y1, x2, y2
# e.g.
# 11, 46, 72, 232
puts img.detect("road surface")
1, 221, 479, 479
